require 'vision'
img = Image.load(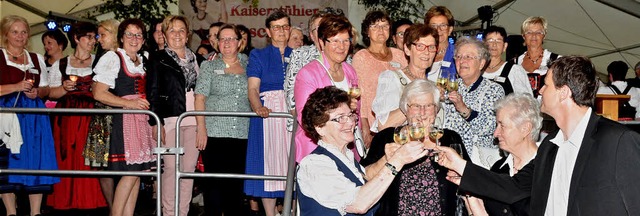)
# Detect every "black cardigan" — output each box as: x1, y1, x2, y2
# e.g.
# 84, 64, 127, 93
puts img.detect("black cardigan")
146, 50, 204, 126
360, 127, 470, 216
